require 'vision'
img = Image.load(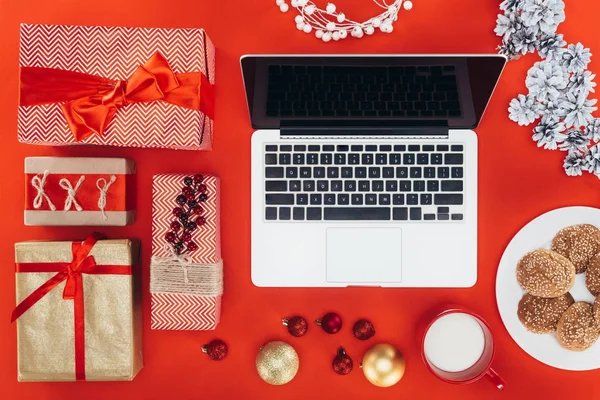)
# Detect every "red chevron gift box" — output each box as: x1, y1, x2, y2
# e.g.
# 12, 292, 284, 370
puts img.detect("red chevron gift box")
17, 24, 215, 150
25, 157, 136, 226
12, 235, 143, 382
150, 174, 222, 330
